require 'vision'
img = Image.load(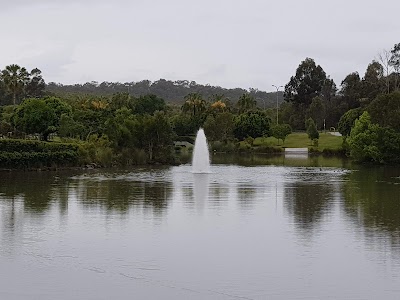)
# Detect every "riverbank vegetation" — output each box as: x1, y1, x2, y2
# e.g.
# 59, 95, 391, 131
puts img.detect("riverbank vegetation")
0, 42, 399, 168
